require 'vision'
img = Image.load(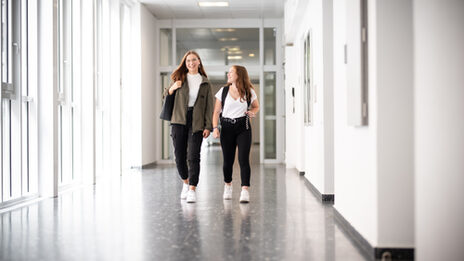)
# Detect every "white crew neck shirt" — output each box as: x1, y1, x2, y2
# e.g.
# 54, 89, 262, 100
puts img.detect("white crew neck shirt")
187, 73, 202, 107
215, 87, 257, 118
